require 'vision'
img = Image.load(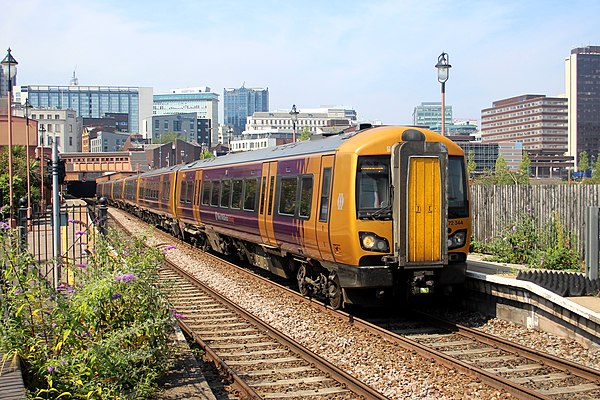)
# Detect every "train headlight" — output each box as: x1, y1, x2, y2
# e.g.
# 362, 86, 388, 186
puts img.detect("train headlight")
448, 229, 467, 249
359, 232, 390, 253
